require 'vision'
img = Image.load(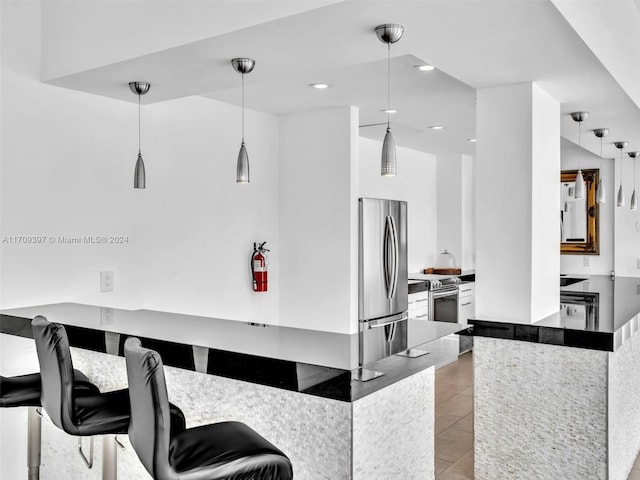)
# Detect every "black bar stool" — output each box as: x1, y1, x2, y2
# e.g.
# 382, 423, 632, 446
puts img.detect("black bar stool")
1, 366, 98, 479
31, 315, 132, 480
124, 337, 293, 480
